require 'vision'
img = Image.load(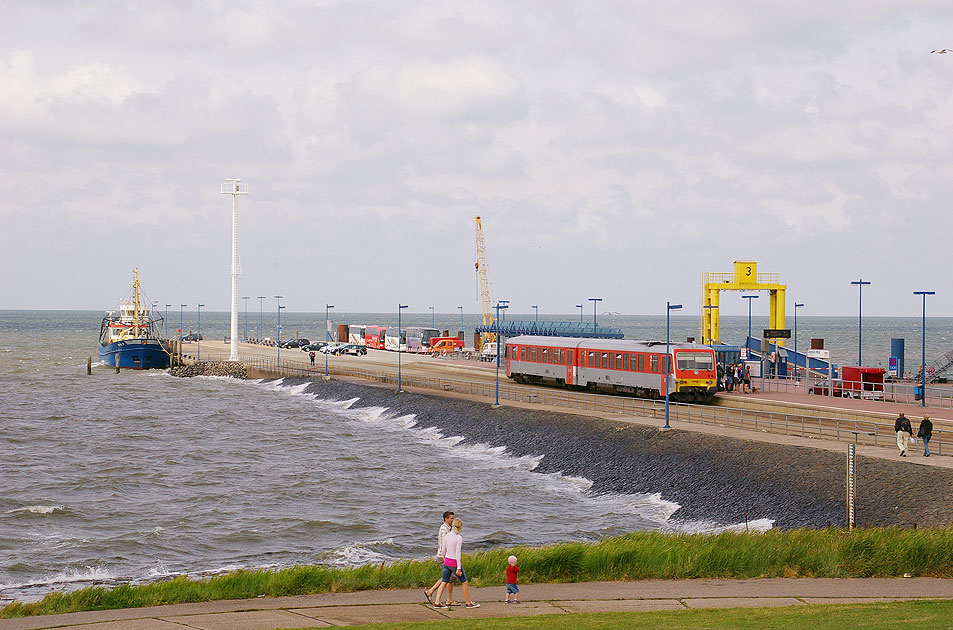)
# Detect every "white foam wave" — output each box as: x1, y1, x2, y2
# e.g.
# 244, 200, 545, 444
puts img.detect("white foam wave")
0, 565, 117, 591
5, 505, 64, 515
315, 538, 395, 568
147, 559, 182, 578
672, 517, 776, 534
